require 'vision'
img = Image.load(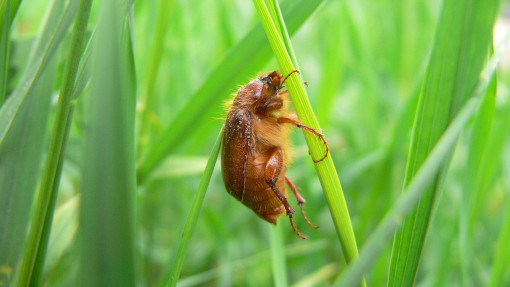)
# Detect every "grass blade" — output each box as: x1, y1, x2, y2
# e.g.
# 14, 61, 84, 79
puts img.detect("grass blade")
138, 0, 174, 155
334, 97, 478, 287
333, 42, 505, 285
158, 129, 222, 287
488, 197, 510, 287
44, 195, 80, 276
0, 0, 21, 28
0, 0, 75, 284
468, 105, 510, 231
16, 0, 92, 285
268, 0, 301, 77
253, 0, 362, 277
482, 100, 510, 287
0, 0, 10, 104
0, 0, 79, 144
79, 0, 137, 285
387, 0, 499, 285
137, 0, 324, 181
0, 51, 57, 287
459, 49, 497, 285
271, 224, 288, 287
